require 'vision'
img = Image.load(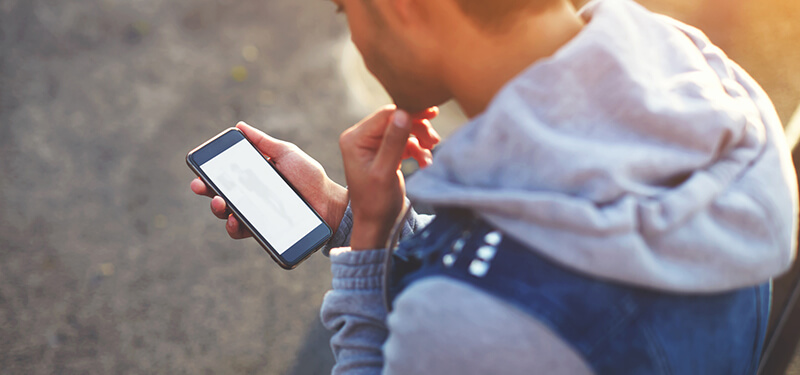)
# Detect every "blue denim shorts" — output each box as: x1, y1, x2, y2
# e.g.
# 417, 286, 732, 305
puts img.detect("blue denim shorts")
385, 208, 770, 375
